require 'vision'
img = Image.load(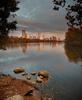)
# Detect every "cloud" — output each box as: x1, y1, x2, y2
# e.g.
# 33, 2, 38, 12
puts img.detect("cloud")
15, 0, 68, 32
15, 16, 67, 32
